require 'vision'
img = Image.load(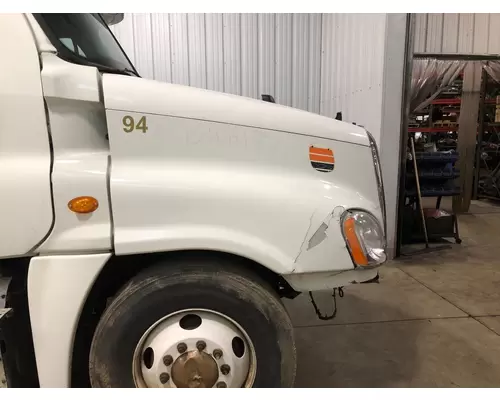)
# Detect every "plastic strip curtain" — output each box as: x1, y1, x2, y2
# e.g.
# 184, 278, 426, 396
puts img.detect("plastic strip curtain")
483, 61, 500, 83
411, 59, 467, 113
